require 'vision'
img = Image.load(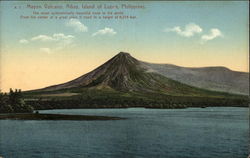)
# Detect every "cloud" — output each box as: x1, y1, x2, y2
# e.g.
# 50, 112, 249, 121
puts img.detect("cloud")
40, 48, 52, 54
28, 33, 75, 53
31, 33, 74, 42
164, 23, 202, 37
53, 33, 74, 40
31, 35, 55, 42
201, 28, 223, 42
66, 19, 88, 32
53, 33, 75, 51
19, 39, 29, 44
92, 27, 117, 36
